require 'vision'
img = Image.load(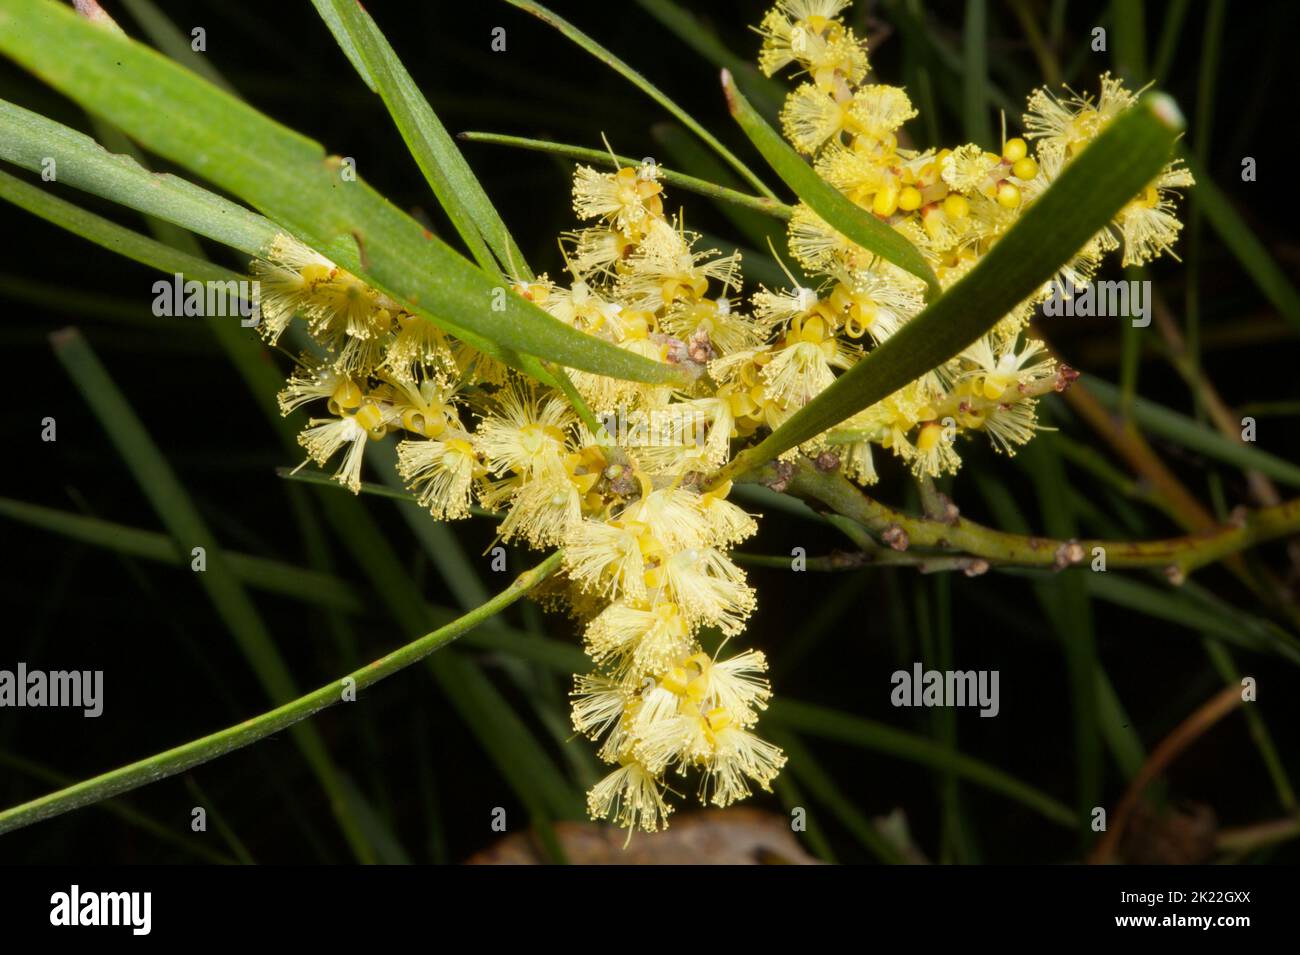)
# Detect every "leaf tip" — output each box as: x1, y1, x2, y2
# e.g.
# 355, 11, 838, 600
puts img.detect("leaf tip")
1143, 92, 1185, 133
48, 326, 82, 351
720, 68, 738, 114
